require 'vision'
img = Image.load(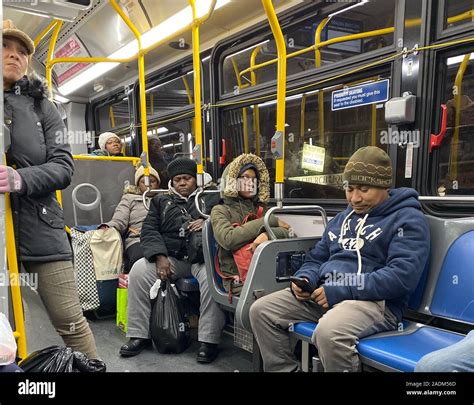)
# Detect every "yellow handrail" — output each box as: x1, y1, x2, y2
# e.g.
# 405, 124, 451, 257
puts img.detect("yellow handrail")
109, 0, 150, 184
251, 46, 262, 156
447, 9, 474, 24
182, 76, 194, 105
450, 53, 471, 181
239, 26, 394, 79
73, 154, 141, 164
109, 105, 116, 128
315, 18, 330, 146
34, 20, 59, 47
5, 193, 27, 360
262, 0, 286, 205
190, 0, 217, 182
231, 58, 249, 153
45, 20, 63, 100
